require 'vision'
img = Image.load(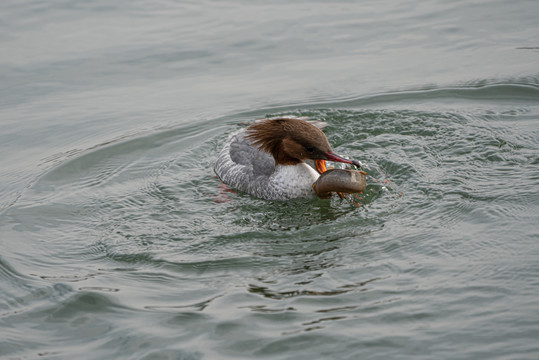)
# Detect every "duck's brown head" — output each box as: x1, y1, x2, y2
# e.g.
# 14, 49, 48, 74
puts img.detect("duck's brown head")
246, 118, 360, 170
